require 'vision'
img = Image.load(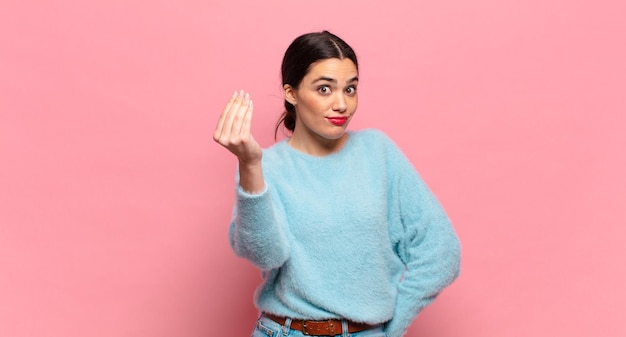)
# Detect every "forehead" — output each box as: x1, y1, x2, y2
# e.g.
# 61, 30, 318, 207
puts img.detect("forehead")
304, 58, 358, 80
